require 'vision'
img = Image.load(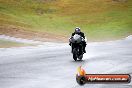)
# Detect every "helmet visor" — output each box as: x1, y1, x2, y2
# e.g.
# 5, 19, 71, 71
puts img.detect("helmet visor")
75, 28, 80, 33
